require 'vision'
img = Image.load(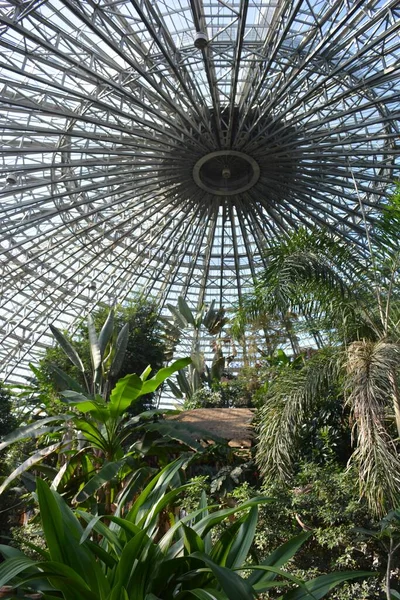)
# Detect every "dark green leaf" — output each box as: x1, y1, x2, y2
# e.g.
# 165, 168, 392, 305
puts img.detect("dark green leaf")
191, 552, 255, 600
74, 460, 125, 503
99, 309, 114, 359
109, 323, 129, 378
281, 571, 376, 599
49, 324, 85, 372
